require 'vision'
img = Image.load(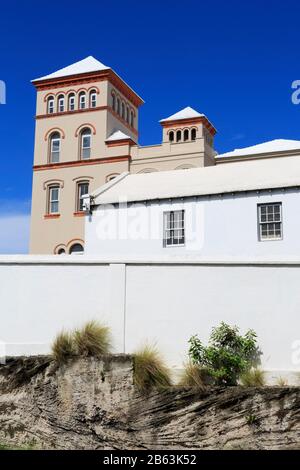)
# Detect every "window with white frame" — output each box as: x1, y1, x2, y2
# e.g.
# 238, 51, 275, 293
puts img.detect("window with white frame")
47, 97, 54, 114
90, 90, 97, 108
77, 181, 89, 212
58, 95, 64, 112
79, 92, 86, 109
163, 210, 185, 247
258, 203, 282, 240
80, 128, 91, 159
48, 186, 60, 214
68, 93, 75, 111
49, 132, 61, 163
